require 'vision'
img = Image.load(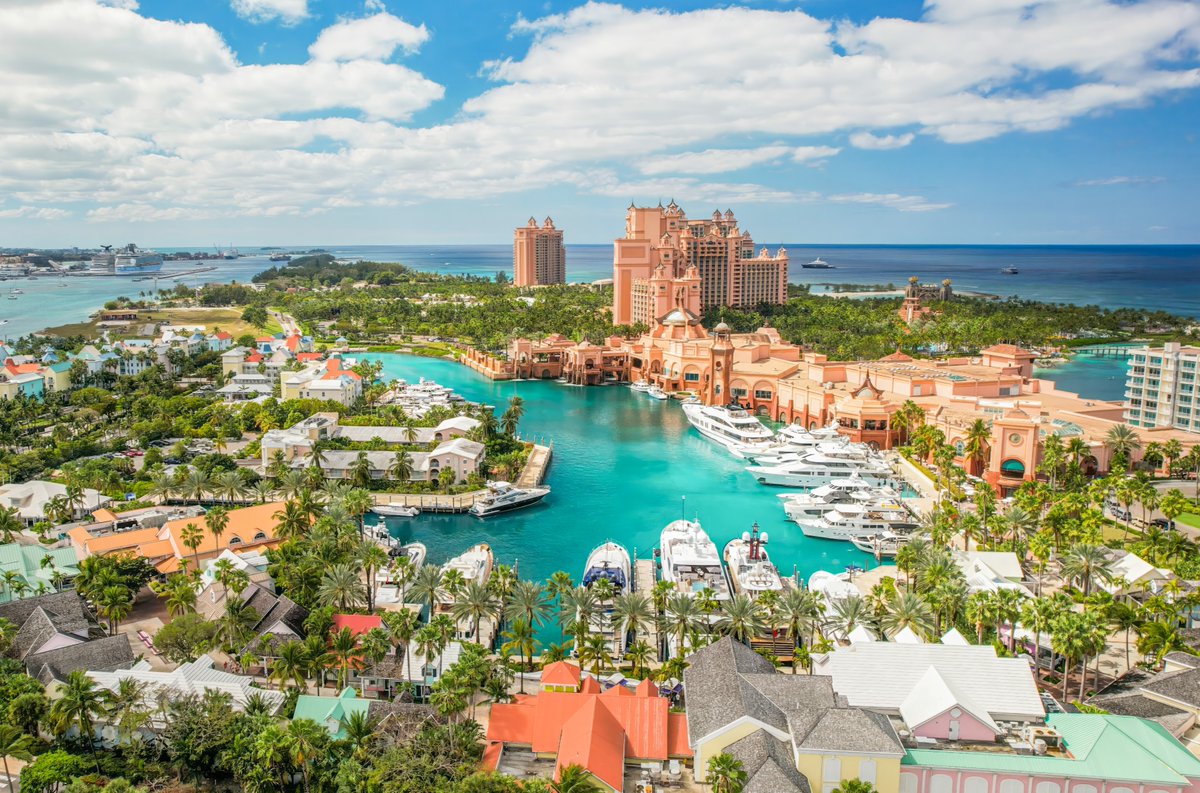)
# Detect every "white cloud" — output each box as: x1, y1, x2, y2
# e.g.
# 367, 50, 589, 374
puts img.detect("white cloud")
1076, 175, 1166, 186
364, 0, 386, 11
0, 0, 1197, 226
0, 206, 70, 220
98, 0, 138, 8
231, 0, 307, 25
829, 192, 953, 212
850, 132, 915, 150
1150, 224, 1169, 231
309, 13, 429, 61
